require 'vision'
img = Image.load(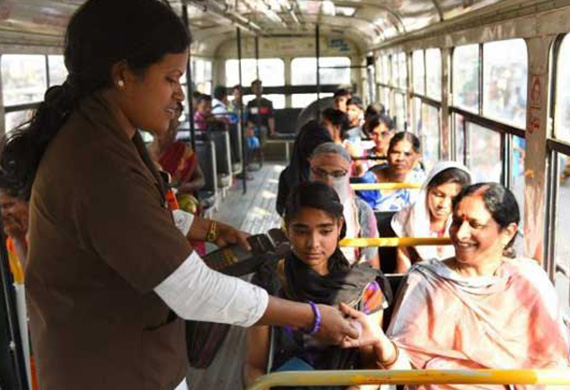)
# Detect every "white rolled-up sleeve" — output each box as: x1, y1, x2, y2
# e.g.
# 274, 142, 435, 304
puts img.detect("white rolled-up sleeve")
154, 251, 269, 327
